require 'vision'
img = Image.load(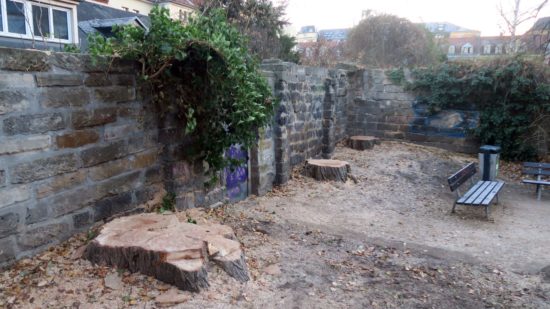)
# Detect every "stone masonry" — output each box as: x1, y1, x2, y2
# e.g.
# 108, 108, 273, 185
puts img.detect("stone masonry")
0, 48, 482, 267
